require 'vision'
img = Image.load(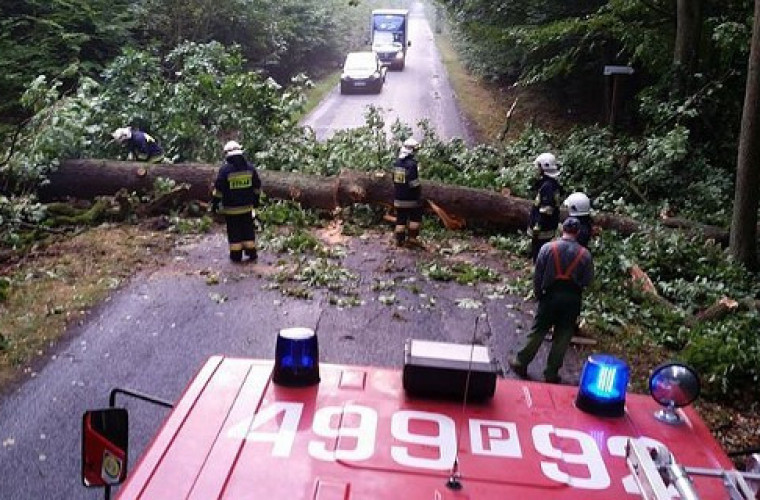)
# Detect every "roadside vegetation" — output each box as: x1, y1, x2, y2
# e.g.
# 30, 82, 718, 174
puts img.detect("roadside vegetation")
1, 0, 759, 453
